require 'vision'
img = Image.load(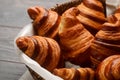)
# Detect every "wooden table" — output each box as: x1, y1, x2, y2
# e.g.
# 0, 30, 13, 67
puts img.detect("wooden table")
0, 0, 70, 80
